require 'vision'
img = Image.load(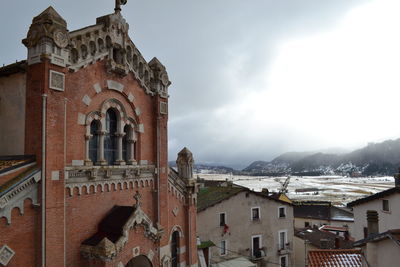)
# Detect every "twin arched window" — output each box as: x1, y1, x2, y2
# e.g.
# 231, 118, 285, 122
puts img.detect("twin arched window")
86, 108, 136, 166
104, 109, 118, 165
